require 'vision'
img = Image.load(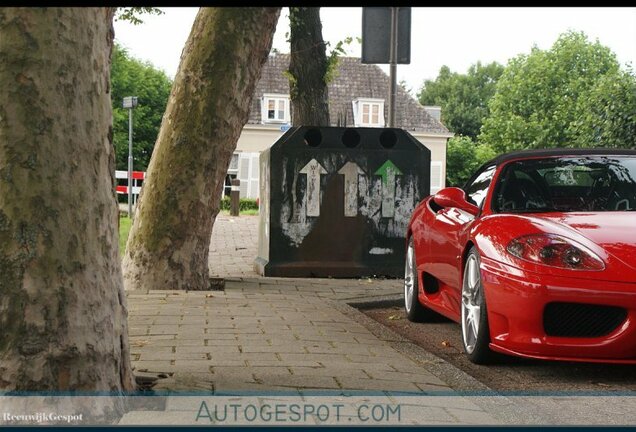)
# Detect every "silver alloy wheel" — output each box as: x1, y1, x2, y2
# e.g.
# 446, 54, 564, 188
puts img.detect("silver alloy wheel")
462, 254, 482, 354
404, 240, 415, 313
